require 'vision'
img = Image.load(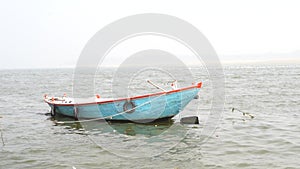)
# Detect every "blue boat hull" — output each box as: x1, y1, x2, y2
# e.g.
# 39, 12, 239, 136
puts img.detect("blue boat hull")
46, 84, 201, 121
